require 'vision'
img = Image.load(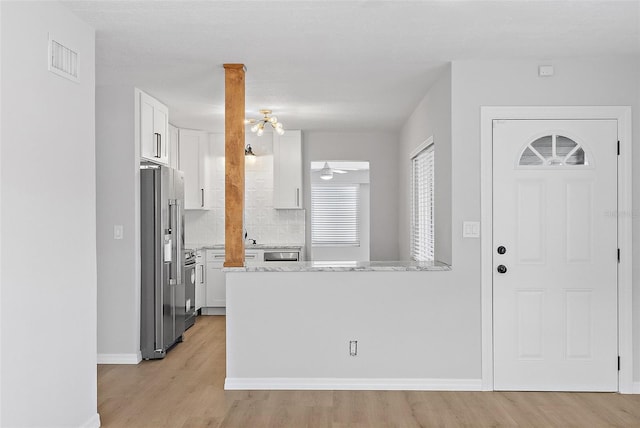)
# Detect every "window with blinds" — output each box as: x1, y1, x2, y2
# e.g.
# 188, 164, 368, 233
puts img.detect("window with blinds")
410, 144, 435, 261
311, 185, 360, 246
